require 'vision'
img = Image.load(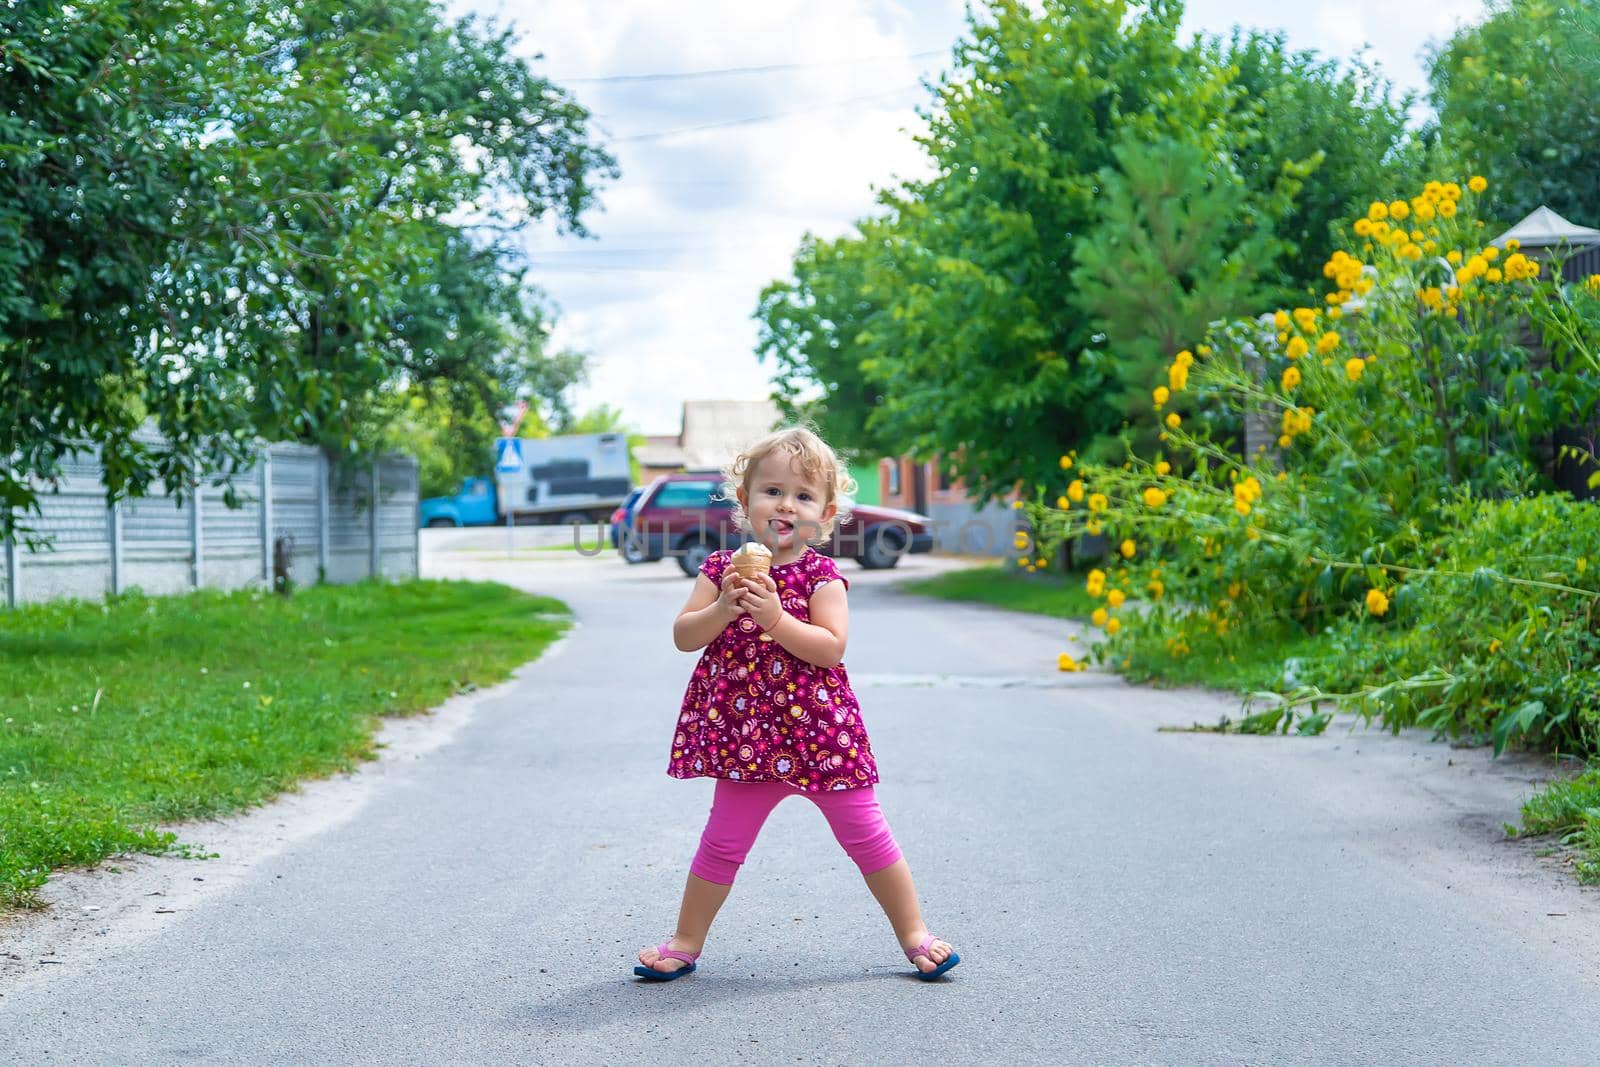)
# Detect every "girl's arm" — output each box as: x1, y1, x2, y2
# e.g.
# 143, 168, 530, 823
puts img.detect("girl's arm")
674, 570, 747, 652
746, 576, 849, 669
